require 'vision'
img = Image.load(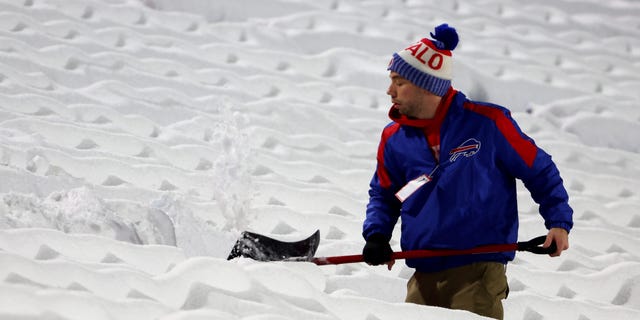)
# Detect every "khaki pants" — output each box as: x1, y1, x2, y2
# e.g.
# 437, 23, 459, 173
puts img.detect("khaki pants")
405, 262, 509, 320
